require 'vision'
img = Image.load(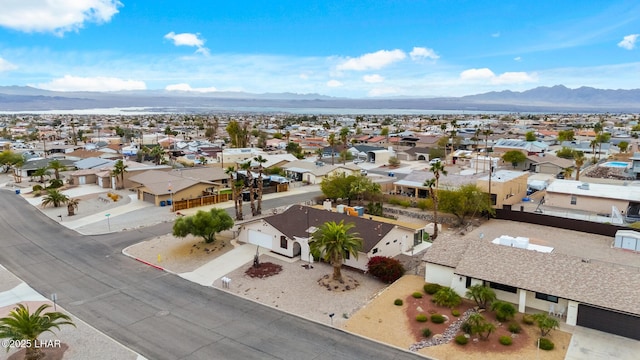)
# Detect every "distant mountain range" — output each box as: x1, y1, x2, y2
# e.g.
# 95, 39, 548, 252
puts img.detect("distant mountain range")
1, 85, 640, 113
